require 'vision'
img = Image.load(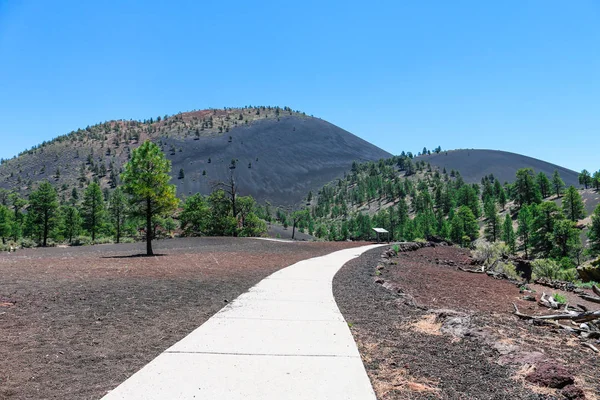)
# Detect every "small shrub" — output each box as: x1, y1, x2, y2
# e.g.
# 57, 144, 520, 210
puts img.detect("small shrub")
94, 237, 114, 245
392, 244, 400, 254
496, 261, 521, 280
472, 240, 509, 267
72, 236, 92, 246
558, 257, 576, 270
558, 268, 578, 282
19, 238, 37, 249
552, 293, 567, 304
532, 259, 561, 280
576, 280, 599, 289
